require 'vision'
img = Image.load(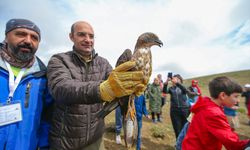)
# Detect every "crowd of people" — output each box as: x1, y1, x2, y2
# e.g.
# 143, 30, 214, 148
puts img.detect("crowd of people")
0, 18, 249, 150
114, 72, 250, 150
